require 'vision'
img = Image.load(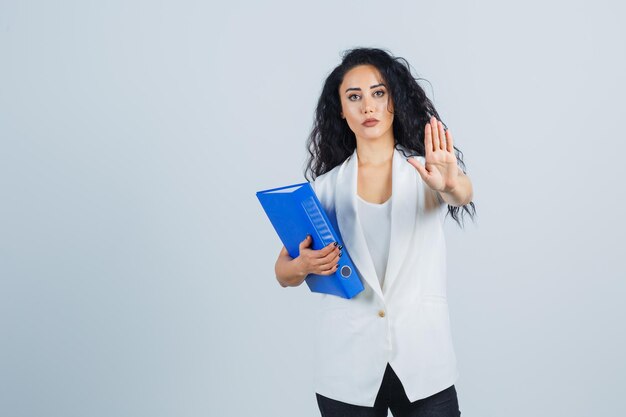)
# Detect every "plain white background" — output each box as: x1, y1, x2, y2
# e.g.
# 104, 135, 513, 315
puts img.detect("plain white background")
1, 1, 625, 416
